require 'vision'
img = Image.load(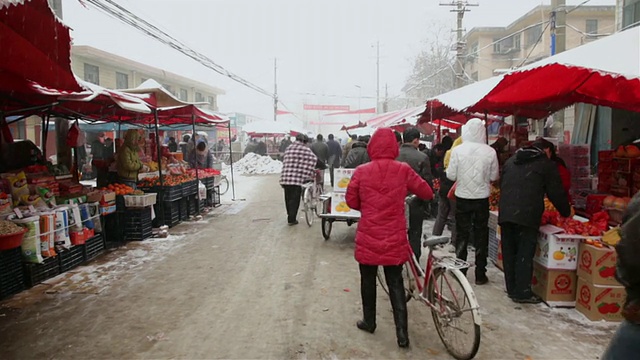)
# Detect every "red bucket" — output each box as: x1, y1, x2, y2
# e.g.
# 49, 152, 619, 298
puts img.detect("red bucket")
0, 227, 27, 251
